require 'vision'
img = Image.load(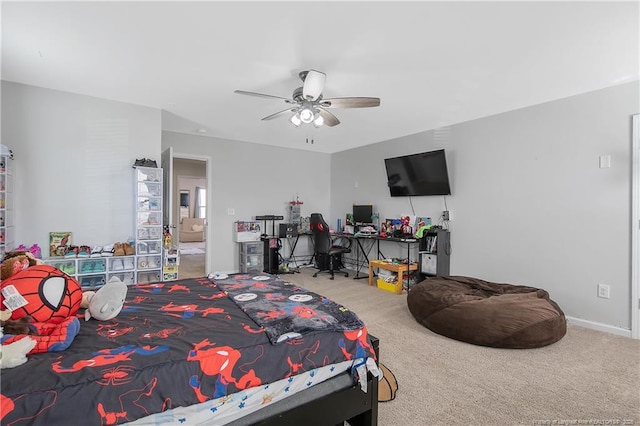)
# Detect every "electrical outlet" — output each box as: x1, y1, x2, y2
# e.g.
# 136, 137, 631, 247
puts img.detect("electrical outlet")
597, 283, 610, 299
442, 210, 450, 221
227, 208, 235, 216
